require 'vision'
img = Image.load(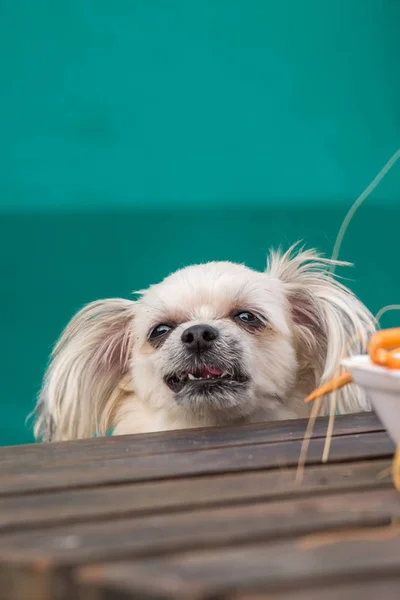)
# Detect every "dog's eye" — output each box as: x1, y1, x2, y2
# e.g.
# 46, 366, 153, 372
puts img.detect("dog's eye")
235, 311, 259, 324
149, 324, 173, 340
233, 311, 264, 330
